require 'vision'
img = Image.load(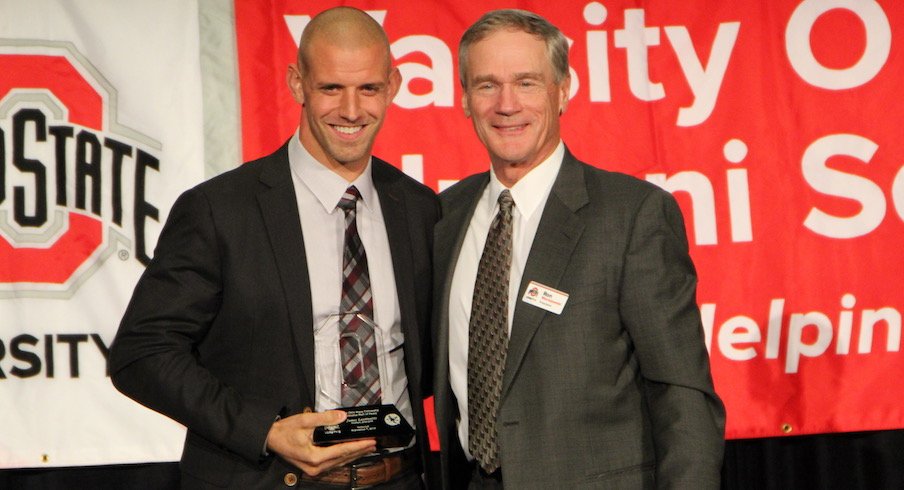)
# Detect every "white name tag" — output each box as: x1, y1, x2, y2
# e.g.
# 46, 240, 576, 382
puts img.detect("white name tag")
521, 281, 569, 315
